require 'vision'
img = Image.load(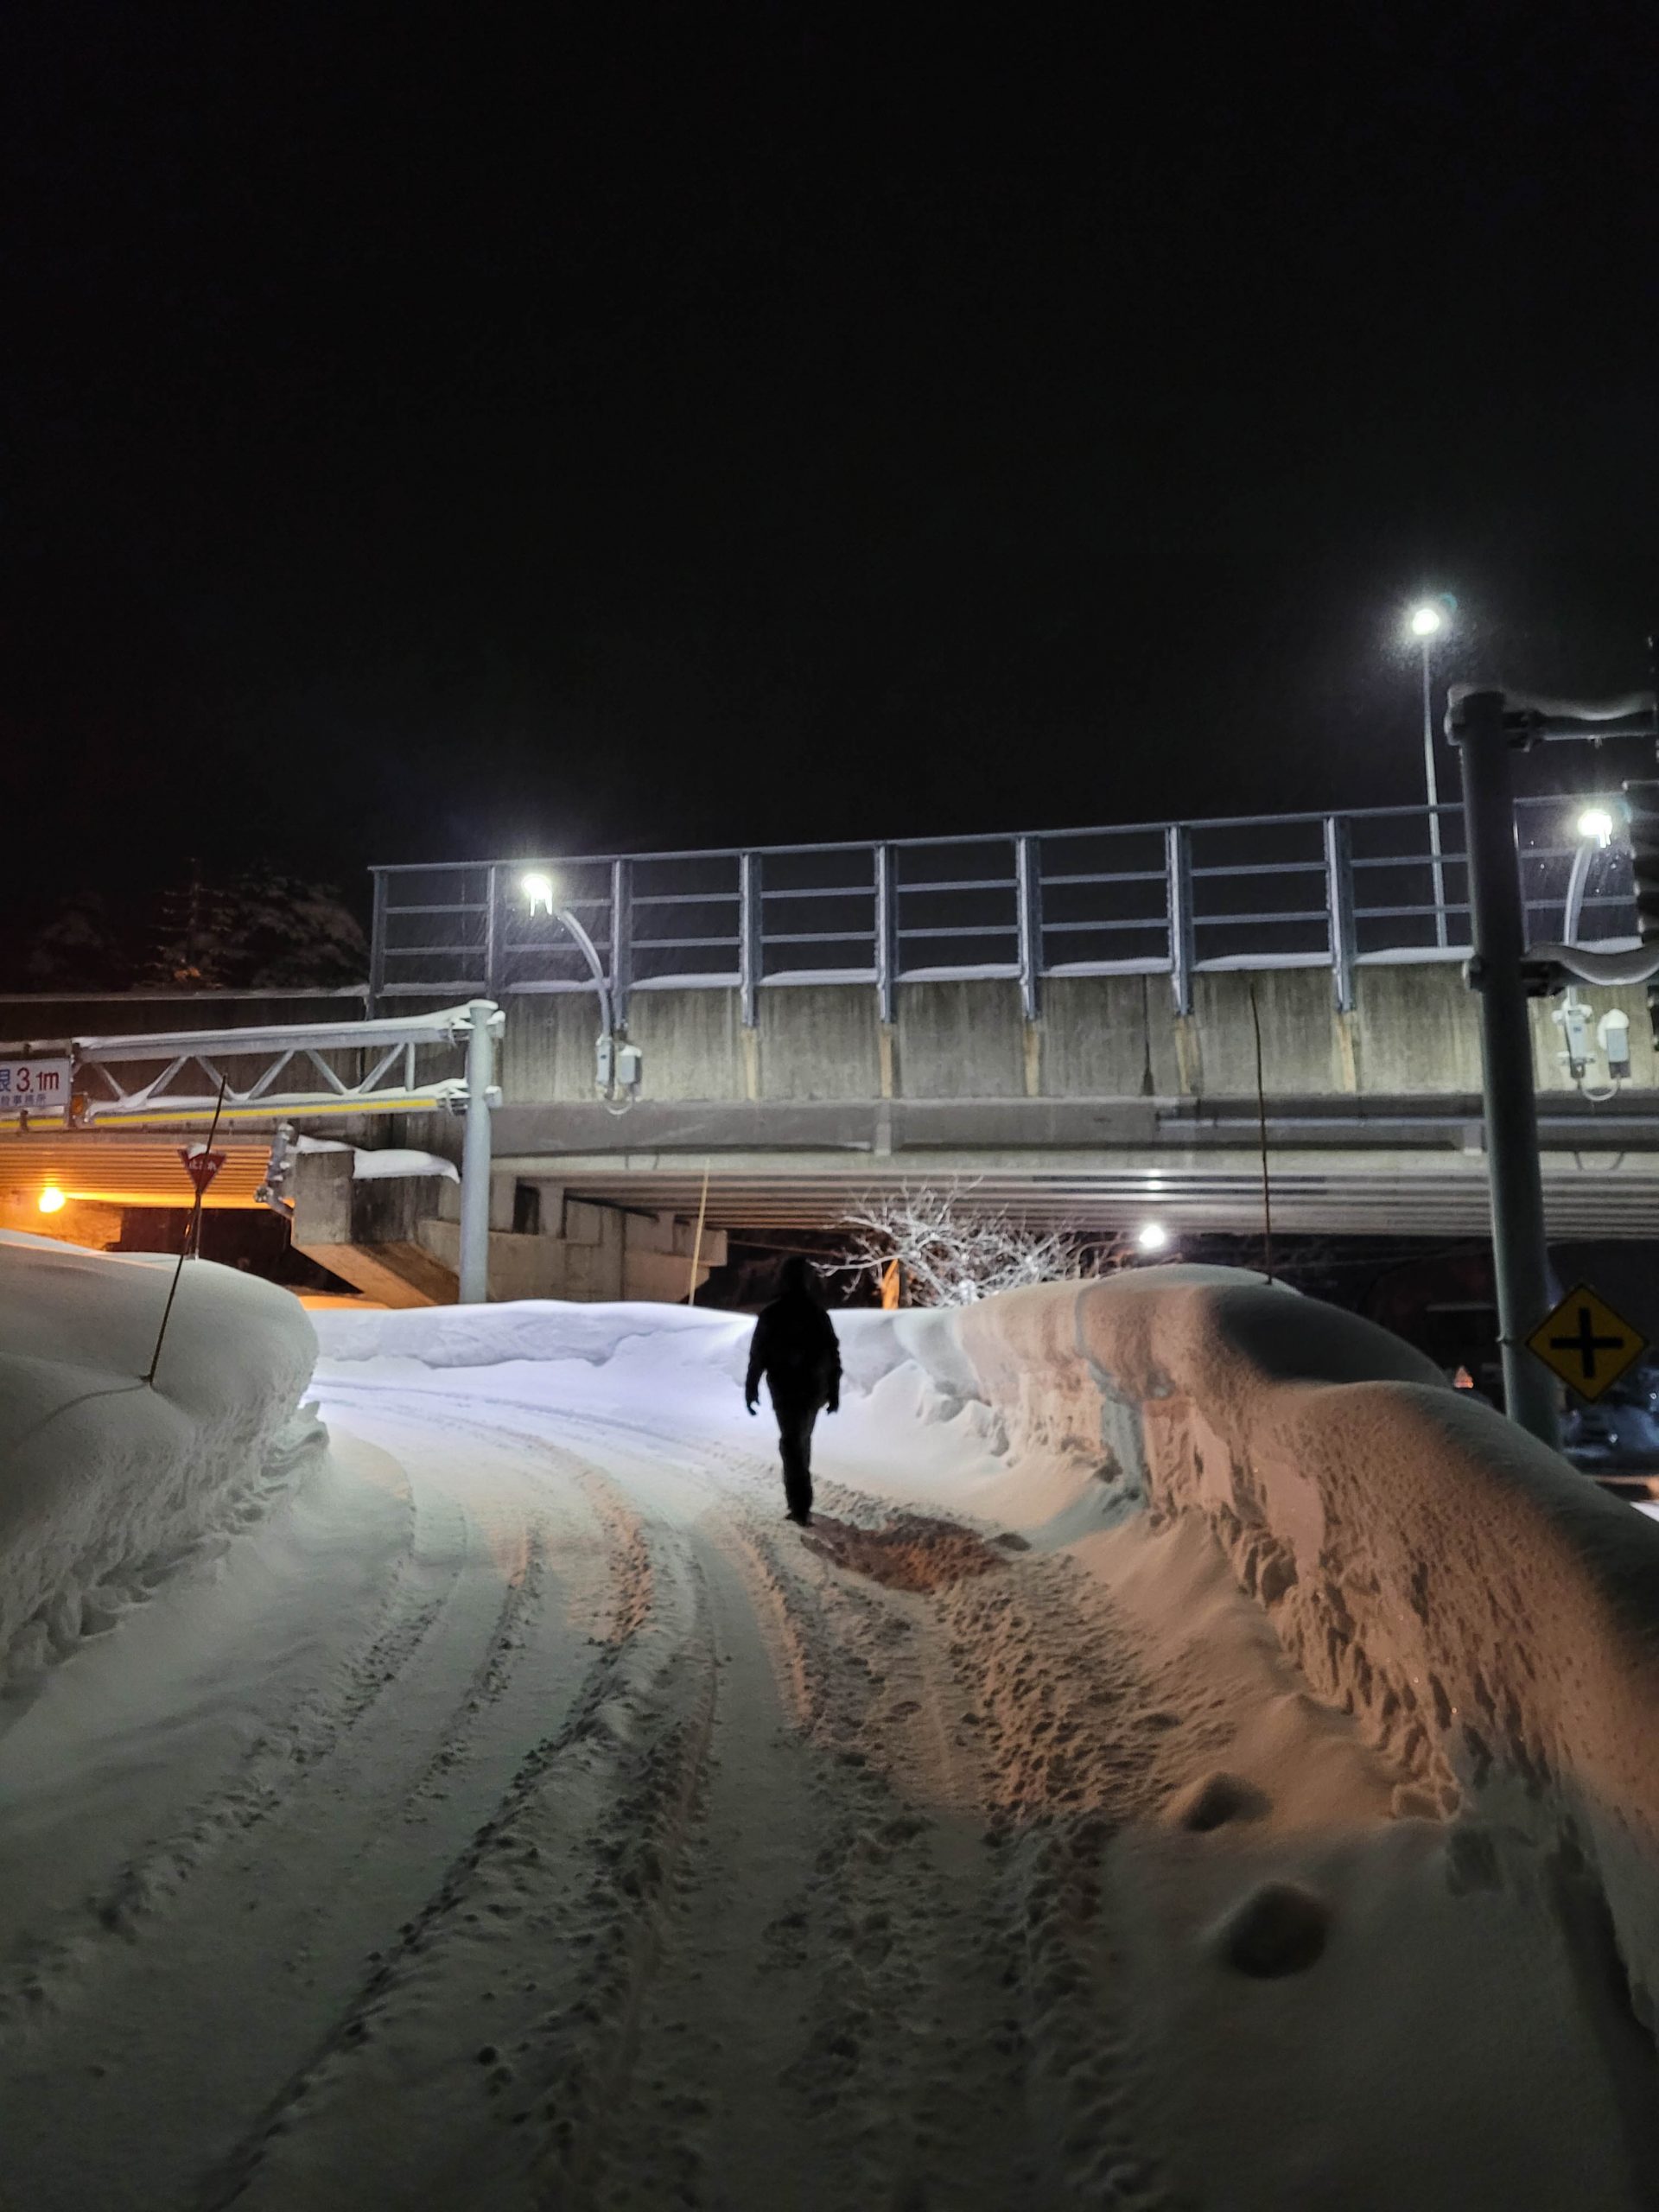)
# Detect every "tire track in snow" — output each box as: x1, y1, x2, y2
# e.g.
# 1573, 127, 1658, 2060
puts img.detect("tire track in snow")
327, 1376, 1188, 2202
213, 1475, 718, 2212
259, 1388, 1052, 2209
3, 1363, 1200, 2209
0, 1414, 612, 2212
0, 1471, 454, 2035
